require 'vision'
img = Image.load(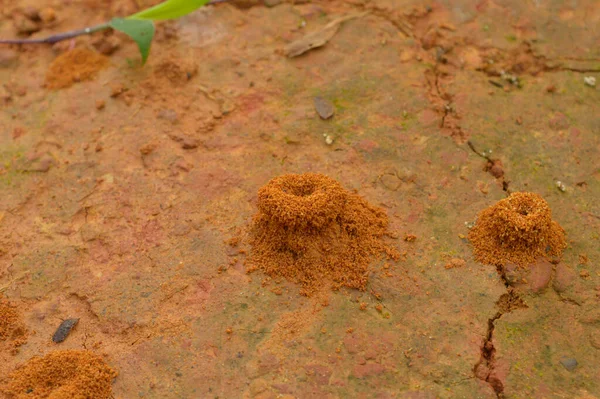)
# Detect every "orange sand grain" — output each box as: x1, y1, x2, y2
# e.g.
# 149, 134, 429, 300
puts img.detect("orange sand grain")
246, 173, 399, 296
1, 350, 117, 399
46, 48, 109, 90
